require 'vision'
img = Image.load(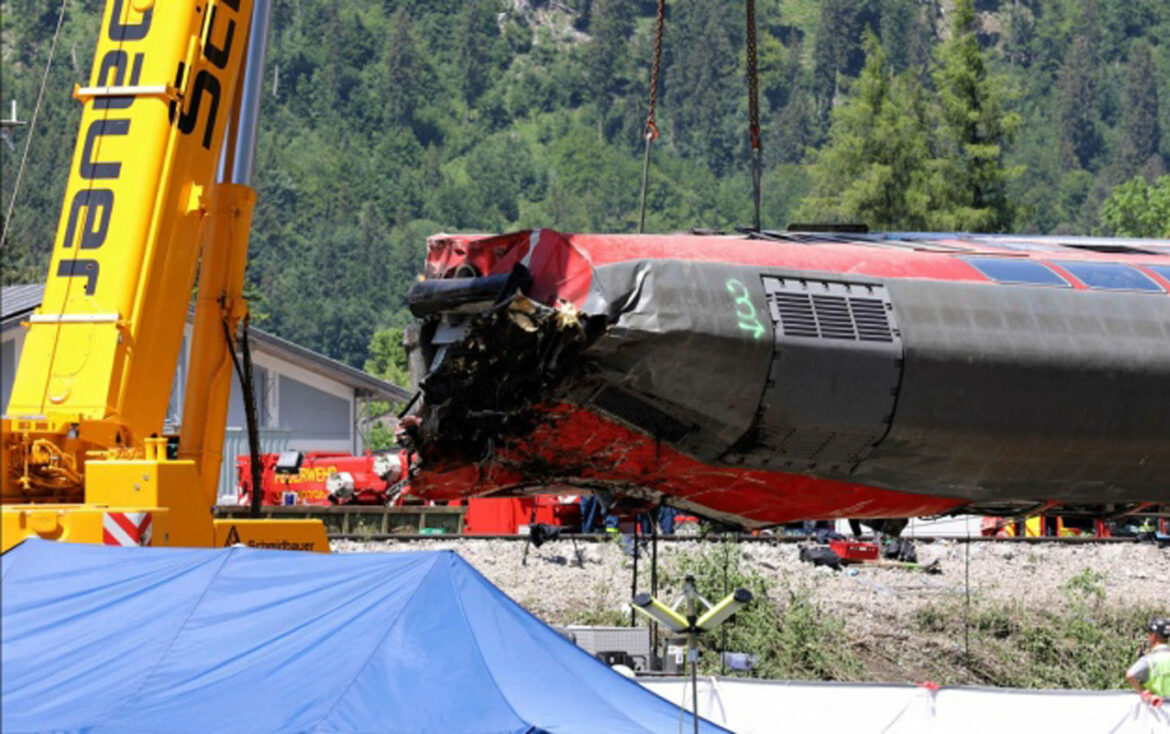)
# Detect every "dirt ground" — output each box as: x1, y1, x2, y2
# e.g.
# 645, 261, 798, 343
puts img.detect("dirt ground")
333, 536, 1169, 683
